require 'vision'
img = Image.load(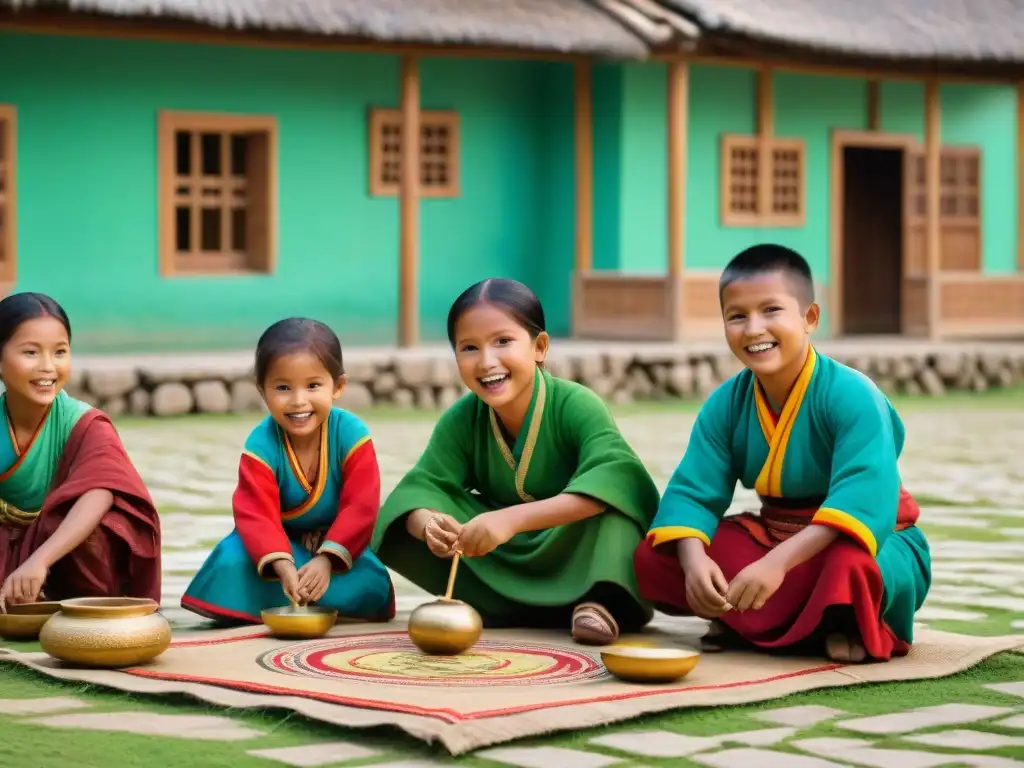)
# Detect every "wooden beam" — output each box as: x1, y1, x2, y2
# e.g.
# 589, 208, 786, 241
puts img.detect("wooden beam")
398, 55, 420, 348
924, 80, 942, 339
867, 80, 880, 130
1018, 82, 1024, 273
667, 61, 687, 279
574, 61, 593, 273
756, 67, 774, 218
